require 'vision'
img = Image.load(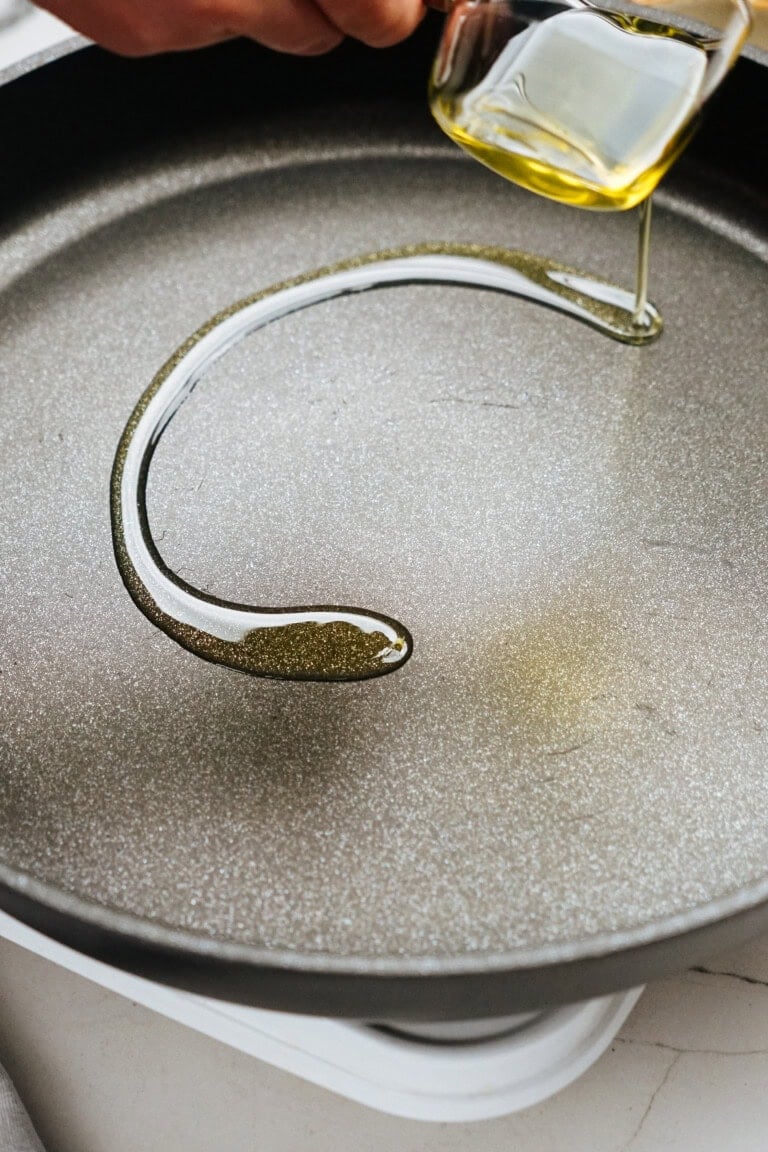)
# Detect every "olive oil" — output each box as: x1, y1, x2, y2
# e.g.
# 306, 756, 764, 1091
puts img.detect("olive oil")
109, 7, 749, 683
430, 8, 711, 210
111, 242, 660, 682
